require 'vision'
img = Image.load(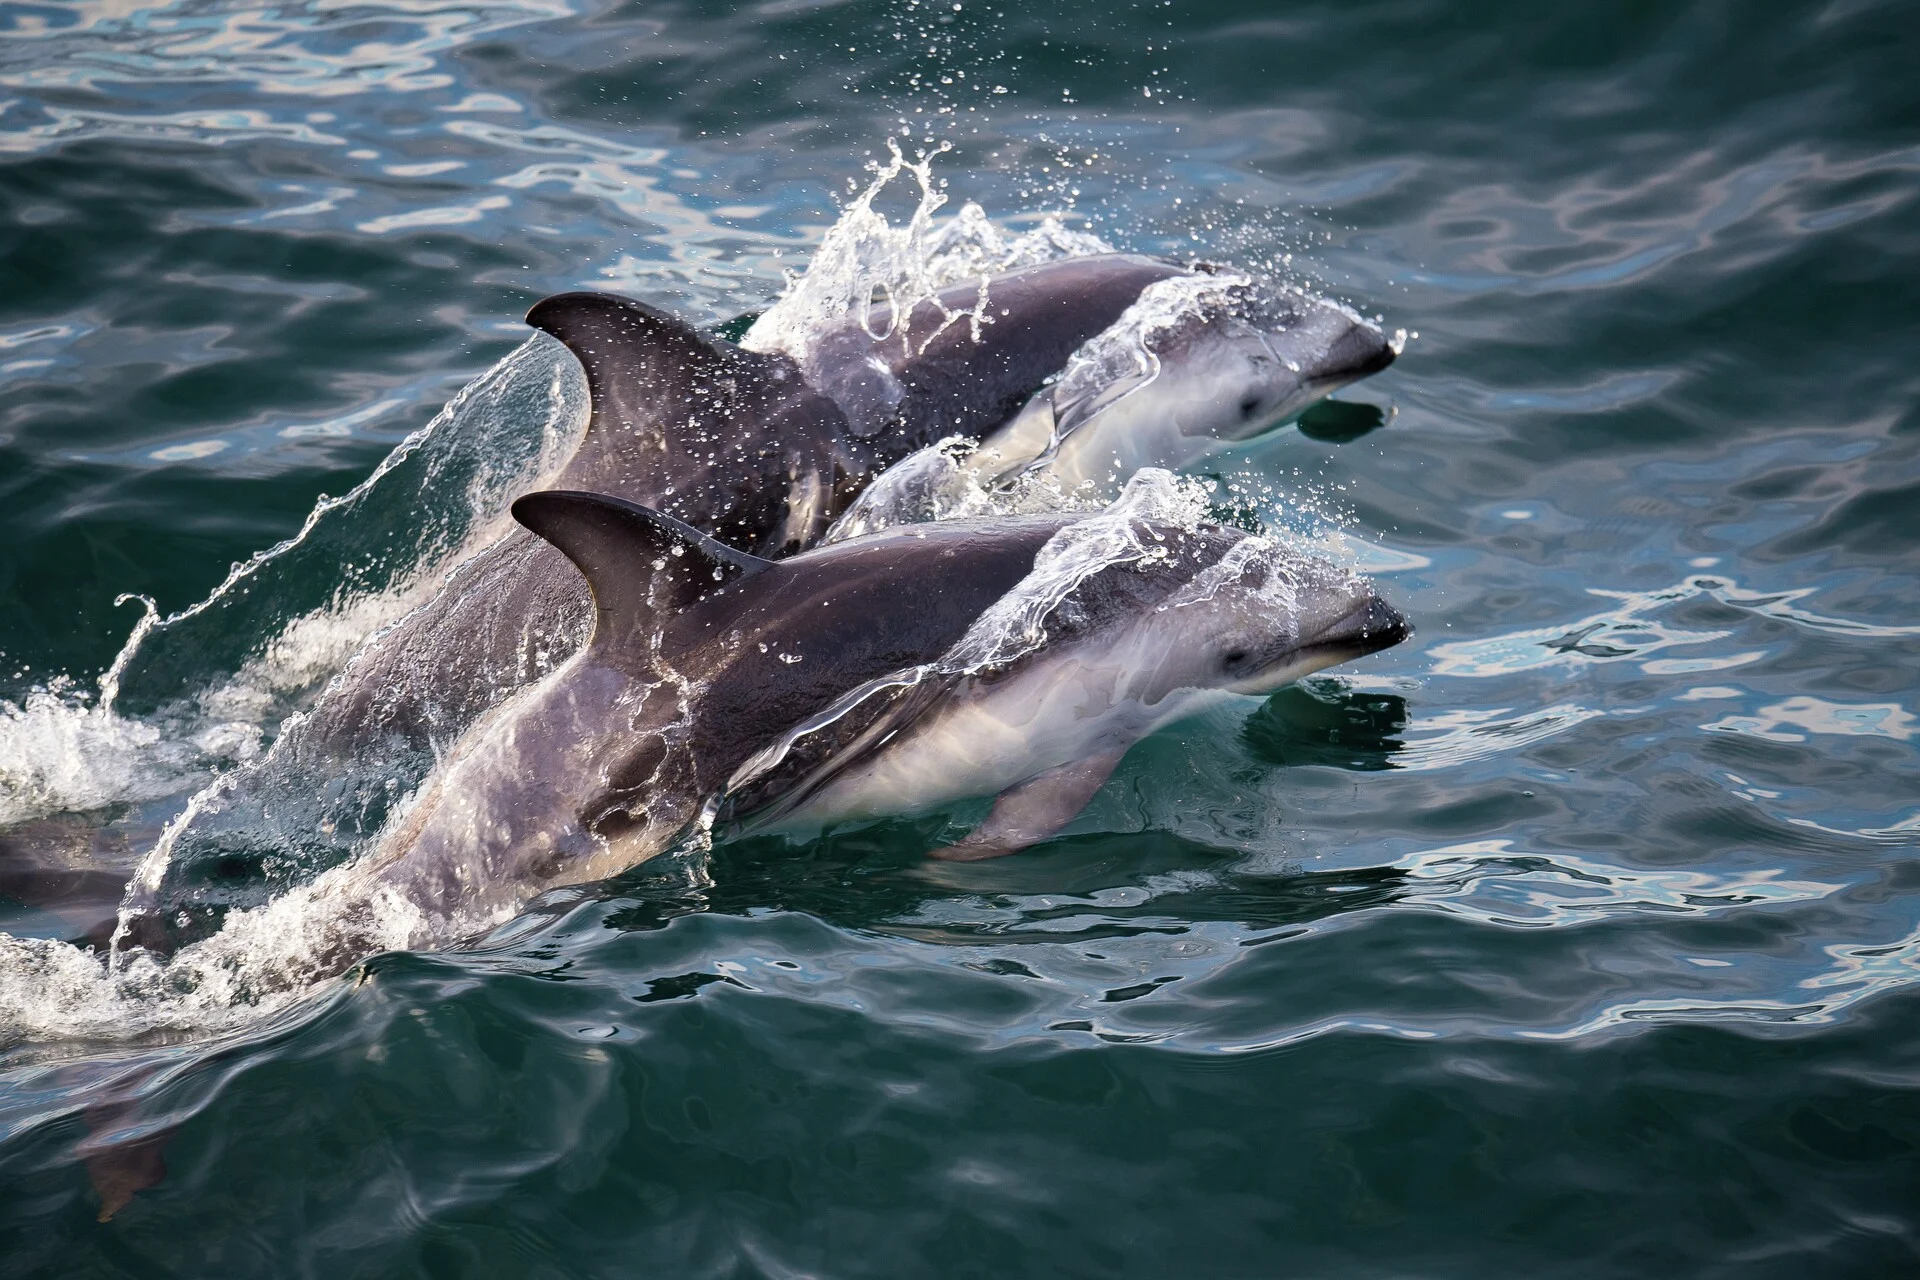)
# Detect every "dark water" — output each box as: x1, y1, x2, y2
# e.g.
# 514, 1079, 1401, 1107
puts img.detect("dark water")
4, 0, 1919, 1273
